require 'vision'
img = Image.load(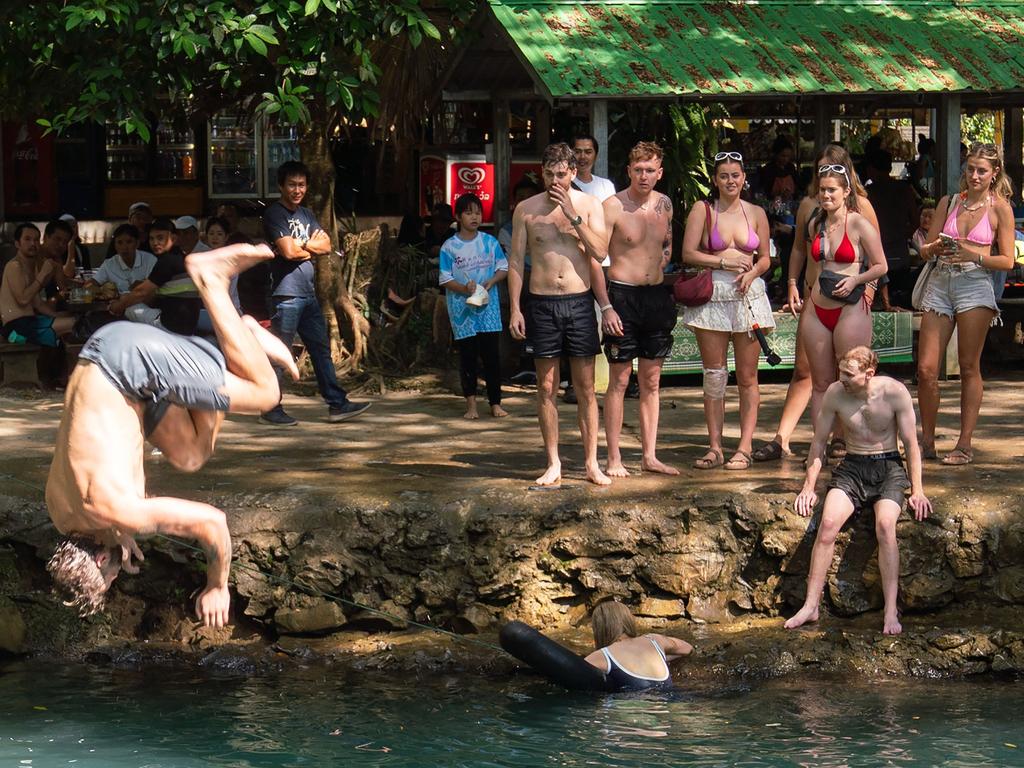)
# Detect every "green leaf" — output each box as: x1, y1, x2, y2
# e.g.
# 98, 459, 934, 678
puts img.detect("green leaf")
420, 19, 440, 40
248, 24, 278, 44
339, 85, 353, 111
408, 27, 421, 48
35, 118, 52, 128
246, 34, 267, 55
304, 0, 321, 15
